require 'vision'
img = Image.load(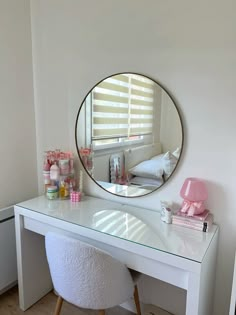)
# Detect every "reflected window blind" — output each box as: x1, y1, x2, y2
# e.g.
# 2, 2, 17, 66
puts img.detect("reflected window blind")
92, 74, 154, 141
